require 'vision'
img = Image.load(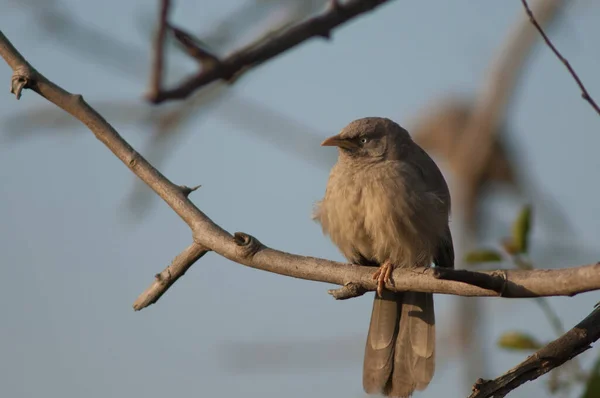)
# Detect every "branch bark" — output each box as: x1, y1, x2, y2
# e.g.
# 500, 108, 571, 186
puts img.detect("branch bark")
133, 242, 208, 310
147, 0, 394, 103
